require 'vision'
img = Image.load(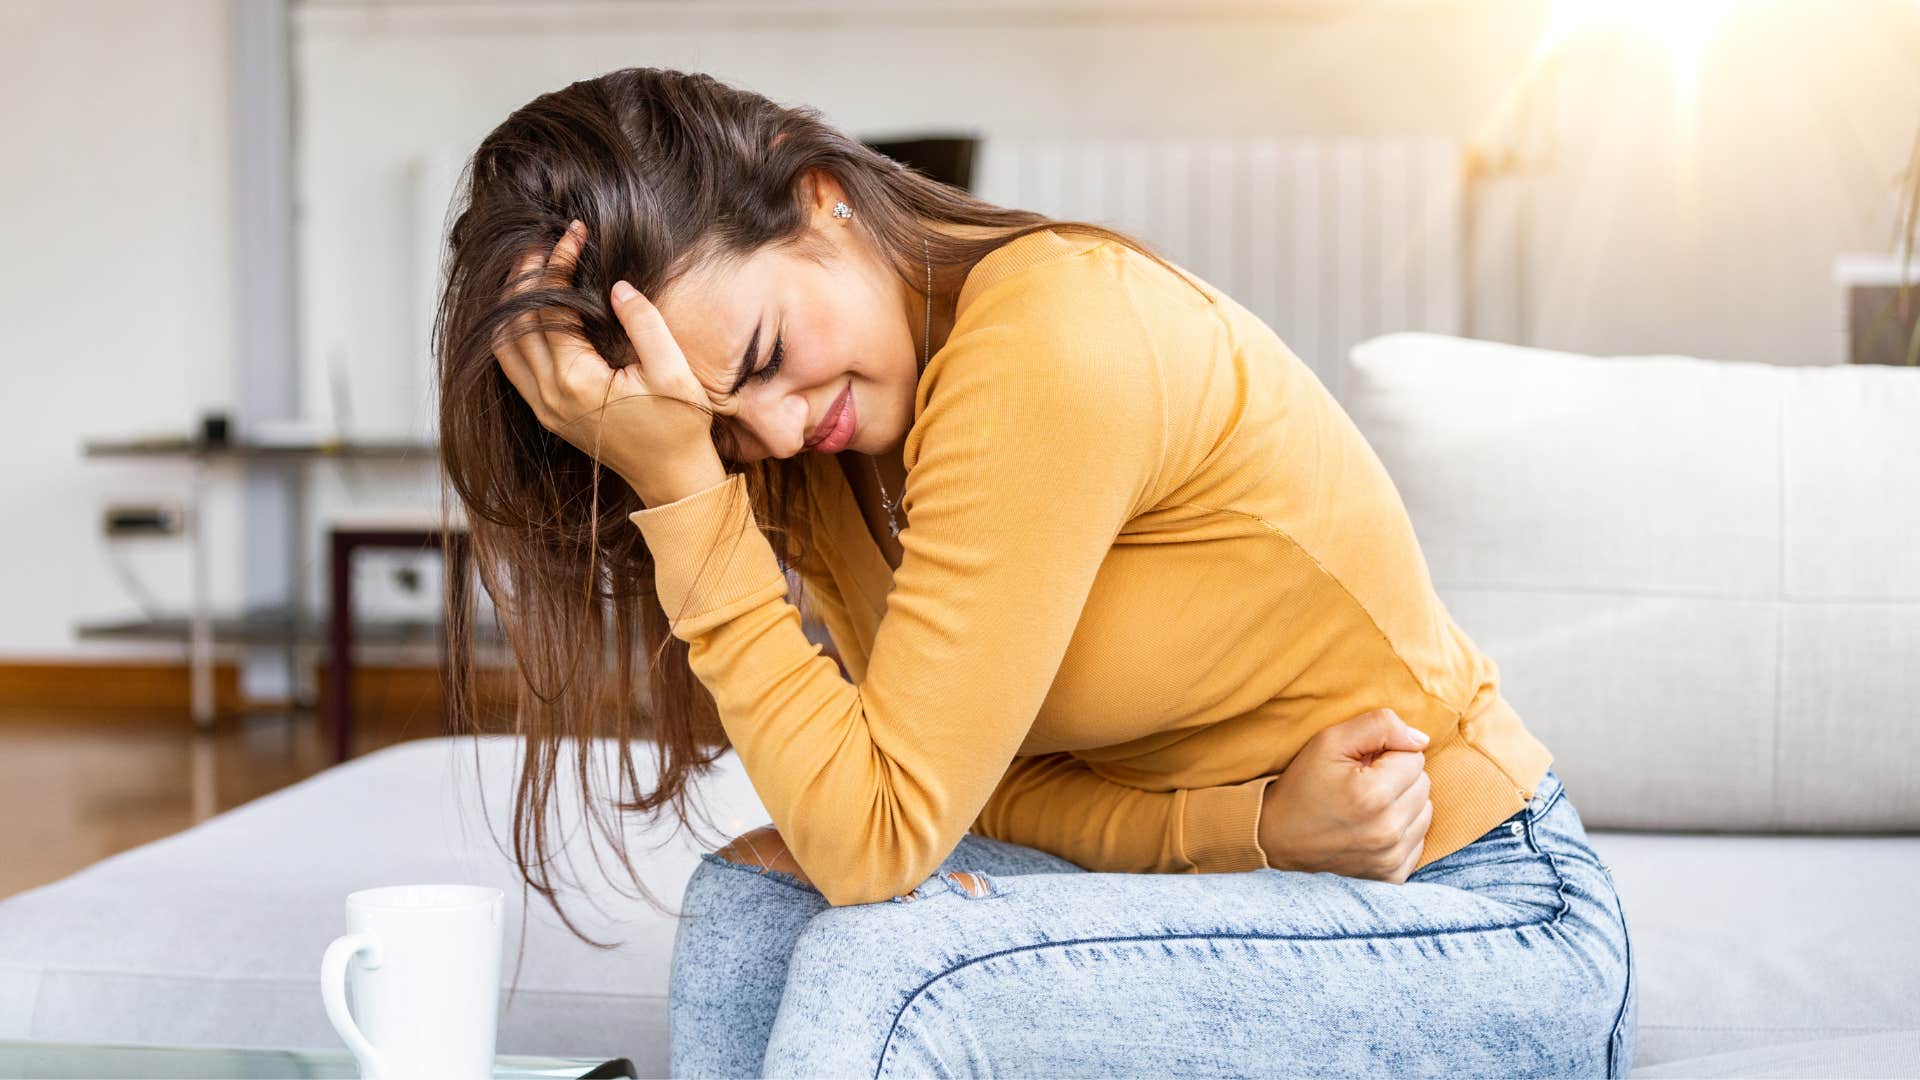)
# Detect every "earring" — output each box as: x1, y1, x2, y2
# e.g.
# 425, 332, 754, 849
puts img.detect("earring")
832, 201, 853, 220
